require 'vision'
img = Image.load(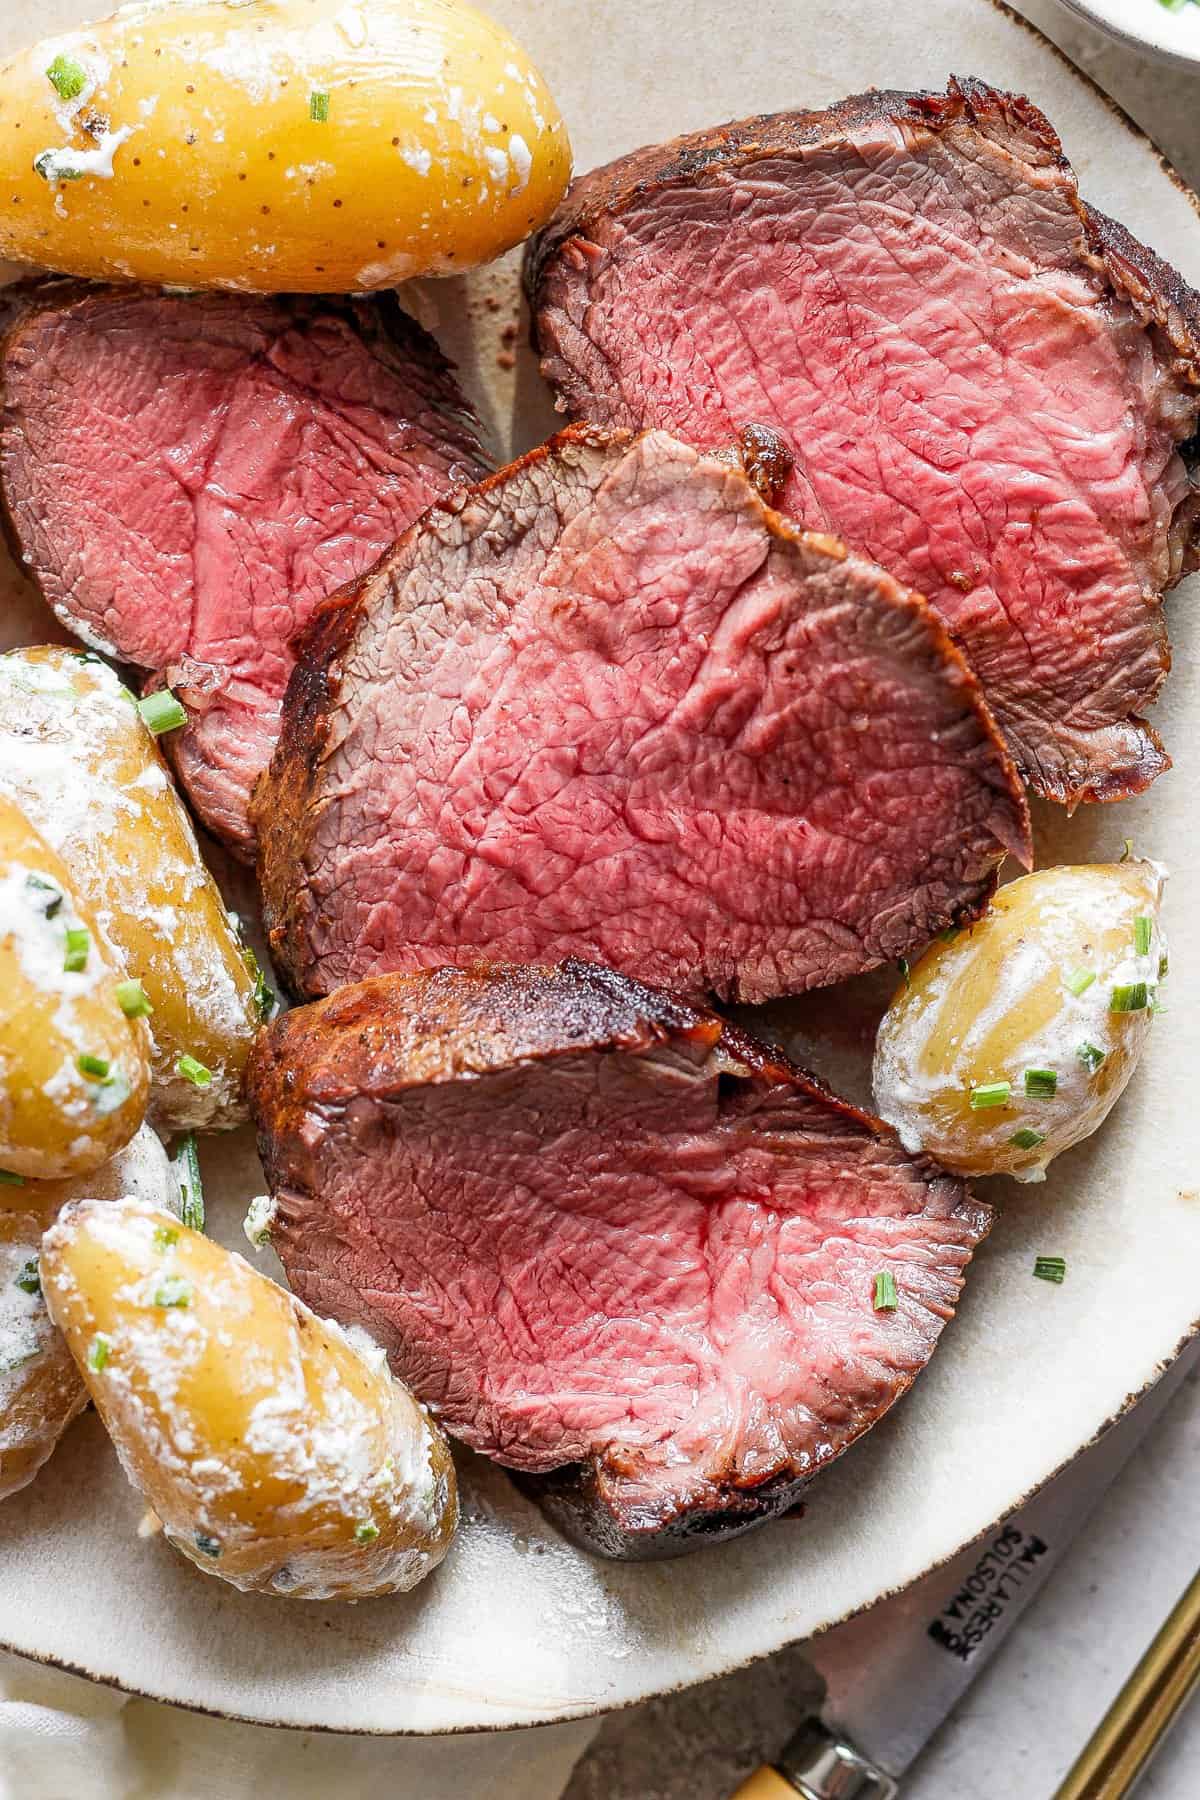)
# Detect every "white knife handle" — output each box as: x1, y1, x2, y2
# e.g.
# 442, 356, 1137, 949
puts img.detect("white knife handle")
730, 1721, 899, 1800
